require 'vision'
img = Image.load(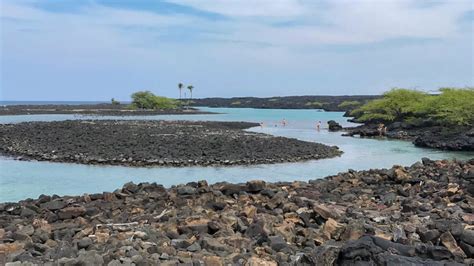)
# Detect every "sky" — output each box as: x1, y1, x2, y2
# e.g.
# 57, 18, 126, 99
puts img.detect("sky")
0, 0, 473, 101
